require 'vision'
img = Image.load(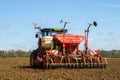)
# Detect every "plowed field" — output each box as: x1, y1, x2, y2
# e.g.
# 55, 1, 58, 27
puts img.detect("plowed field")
0, 58, 120, 80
